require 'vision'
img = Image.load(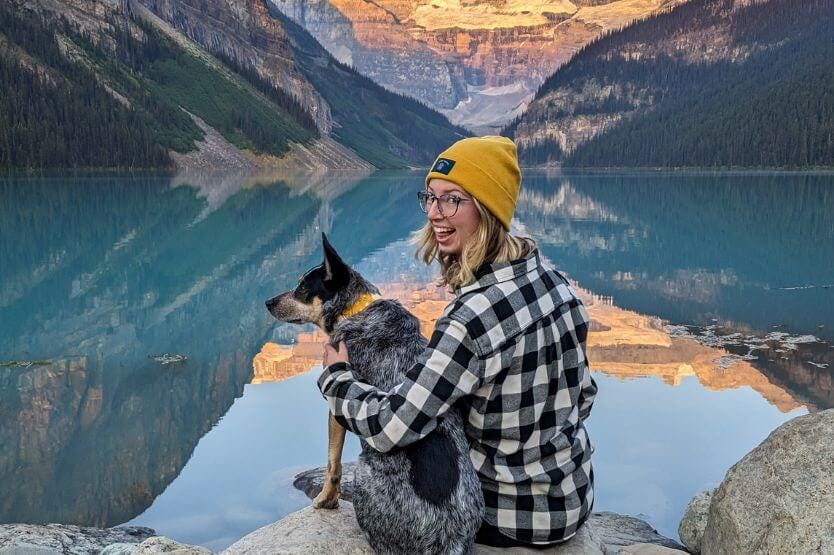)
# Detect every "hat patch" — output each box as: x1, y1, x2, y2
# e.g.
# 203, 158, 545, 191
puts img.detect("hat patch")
432, 158, 456, 175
